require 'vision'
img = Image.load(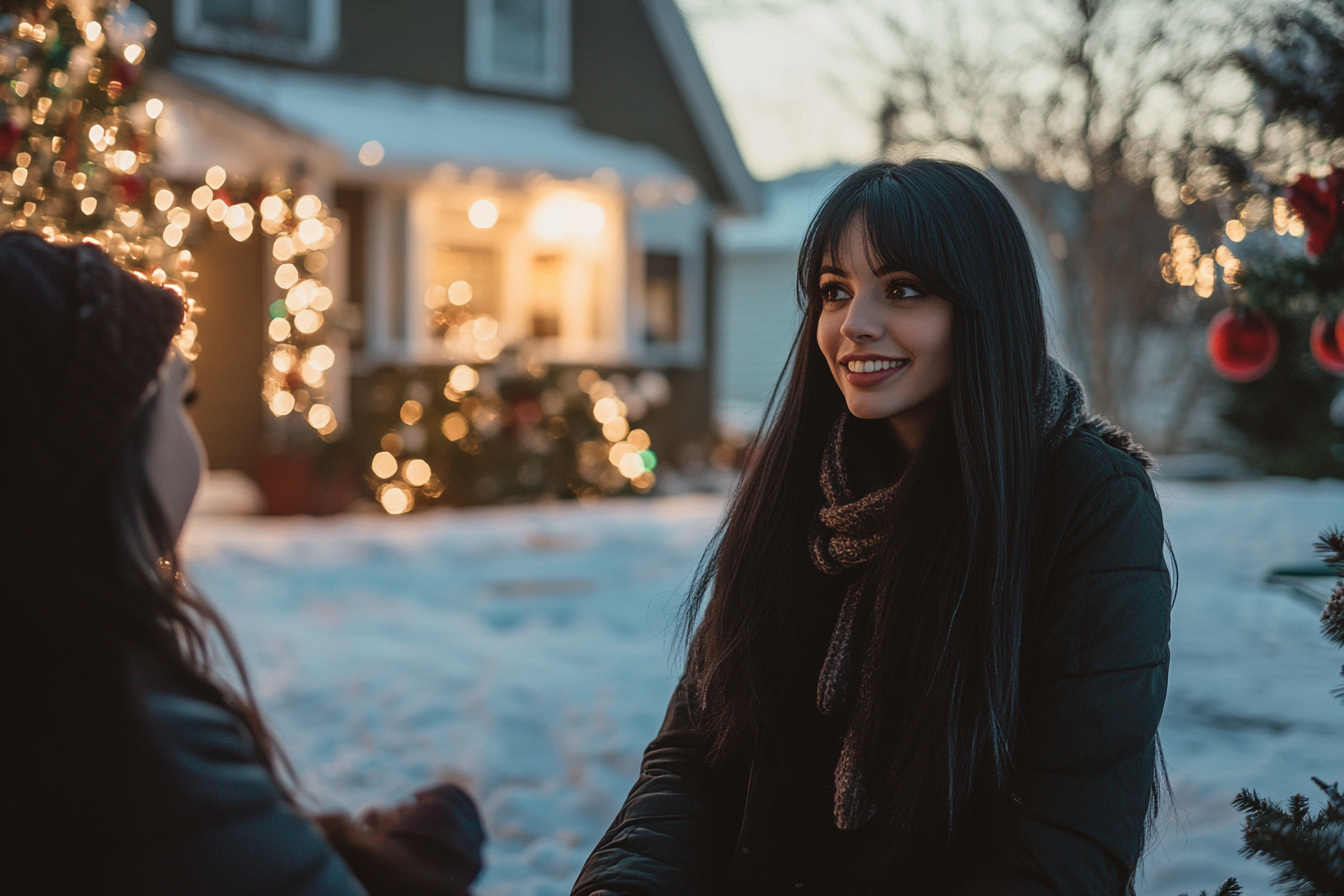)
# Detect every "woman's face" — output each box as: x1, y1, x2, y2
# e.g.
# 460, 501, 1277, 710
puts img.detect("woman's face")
145, 347, 206, 542
816, 220, 954, 449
